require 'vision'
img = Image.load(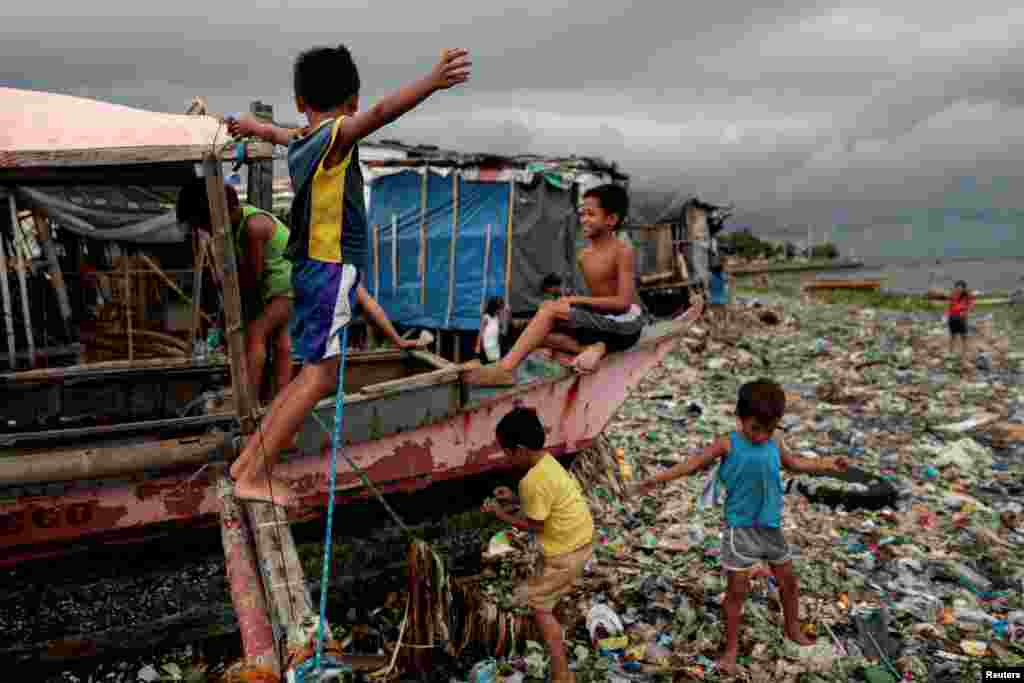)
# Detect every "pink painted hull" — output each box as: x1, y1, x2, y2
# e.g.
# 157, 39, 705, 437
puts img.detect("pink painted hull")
0, 334, 679, 565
